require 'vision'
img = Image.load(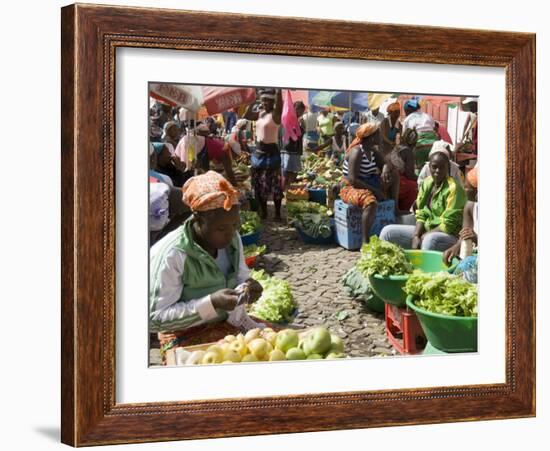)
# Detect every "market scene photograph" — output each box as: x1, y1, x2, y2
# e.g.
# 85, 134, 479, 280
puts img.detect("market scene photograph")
148, 84, 479, 367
